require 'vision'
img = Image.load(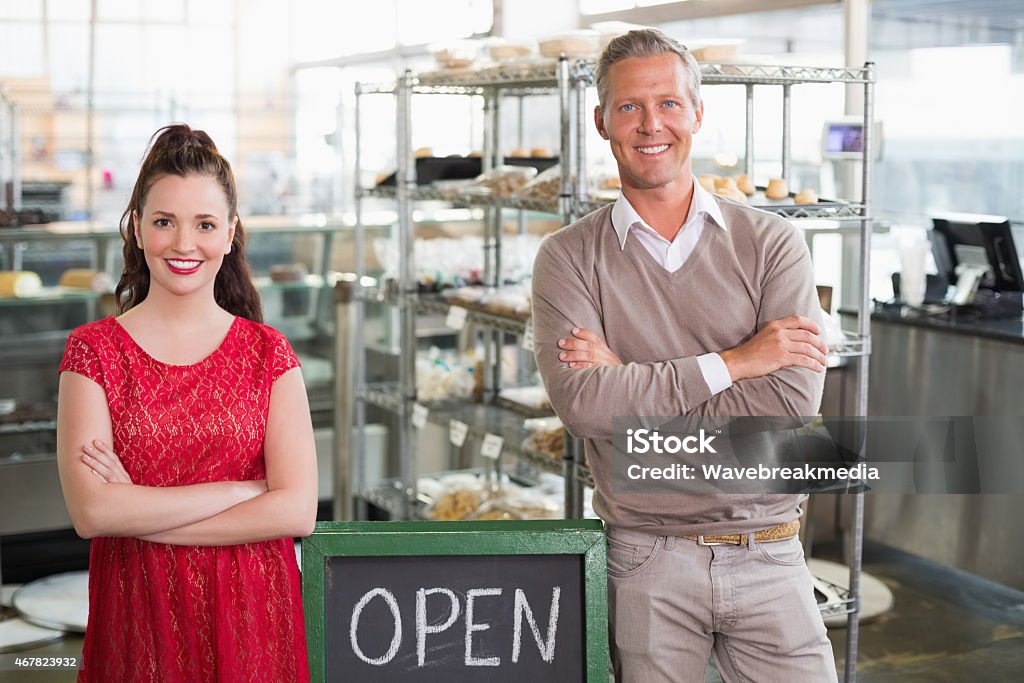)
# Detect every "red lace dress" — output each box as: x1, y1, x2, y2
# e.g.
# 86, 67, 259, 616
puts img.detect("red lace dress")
58, 316, 310, 682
